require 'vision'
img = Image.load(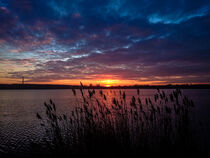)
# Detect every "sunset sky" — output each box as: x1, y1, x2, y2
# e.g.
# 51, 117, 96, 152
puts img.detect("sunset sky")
0, 0, 210, 86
